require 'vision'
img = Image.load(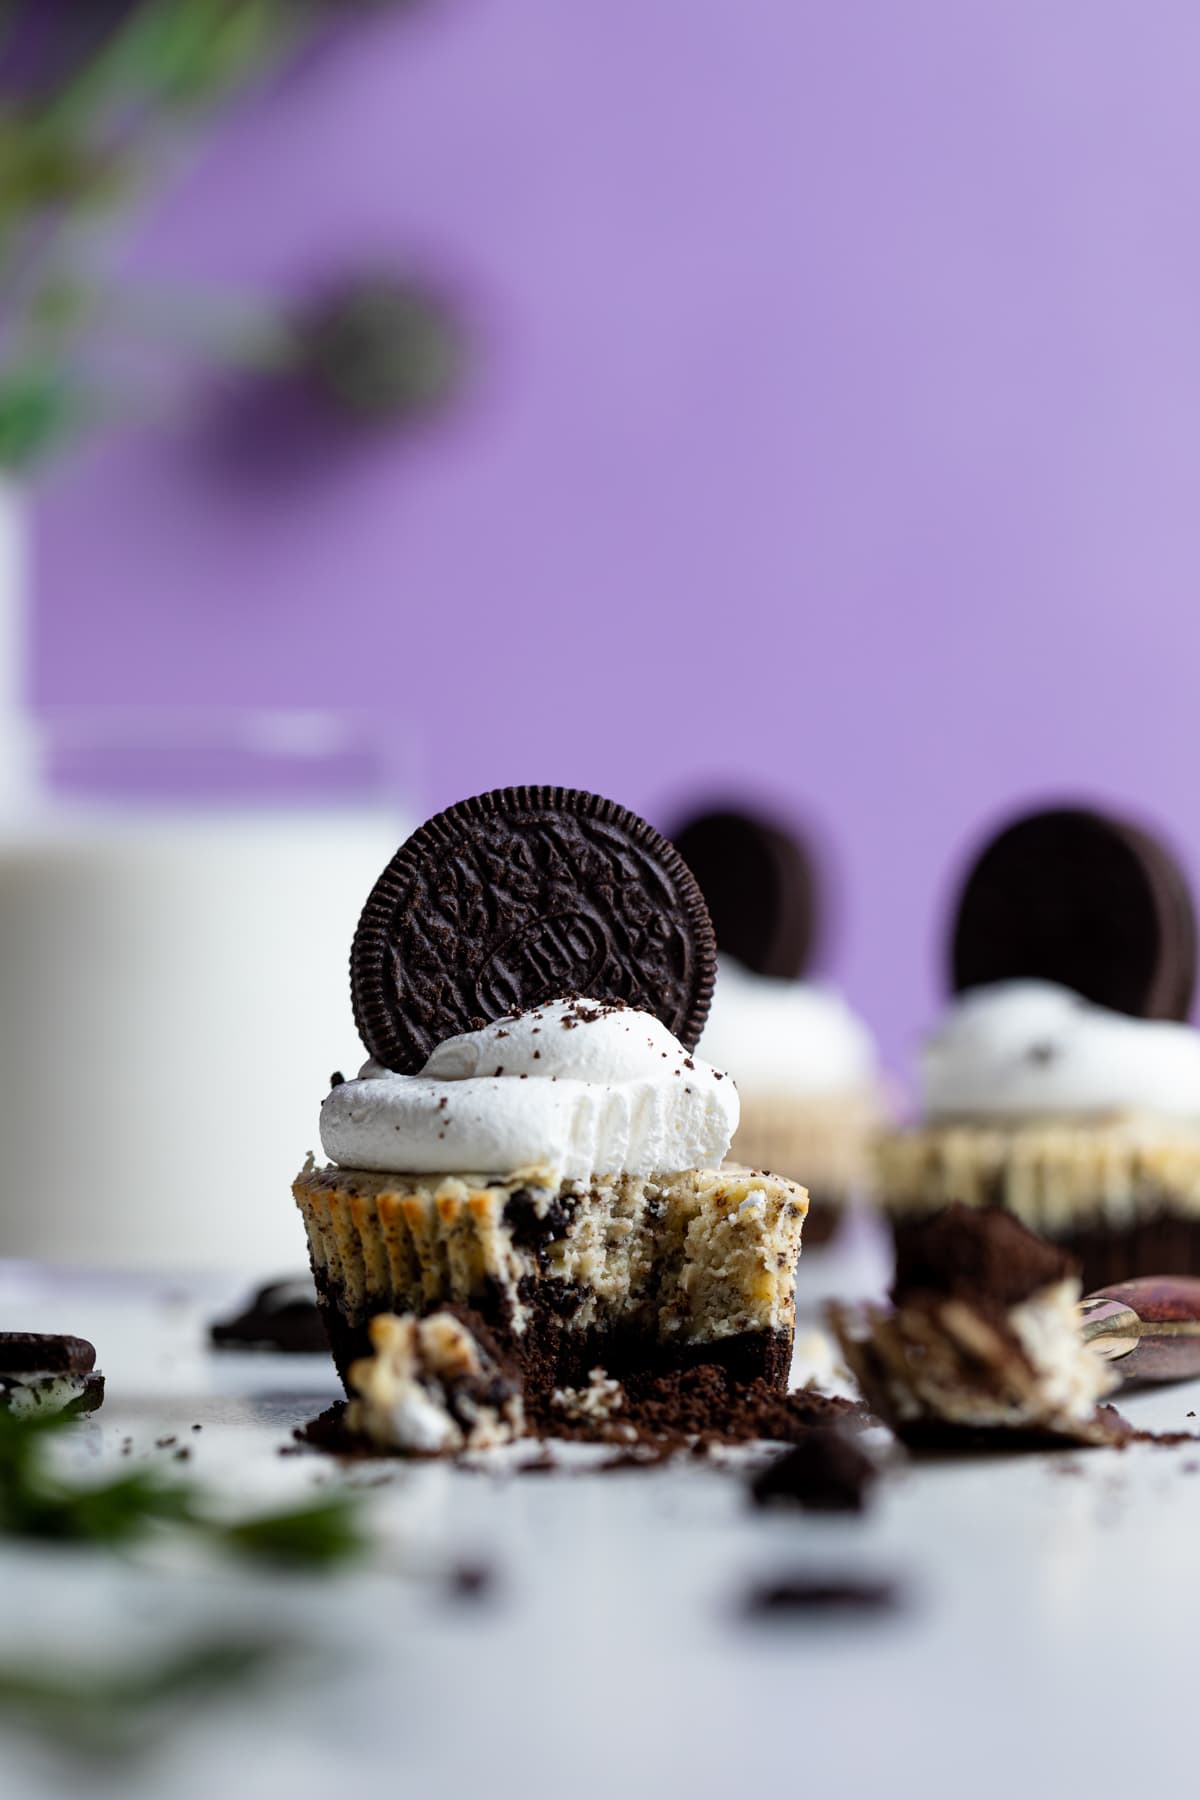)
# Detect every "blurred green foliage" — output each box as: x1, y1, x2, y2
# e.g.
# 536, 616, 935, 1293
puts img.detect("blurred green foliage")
0, 1637, 296, 1762
0, 0, 456, 473
0, 1405, 367, 1566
